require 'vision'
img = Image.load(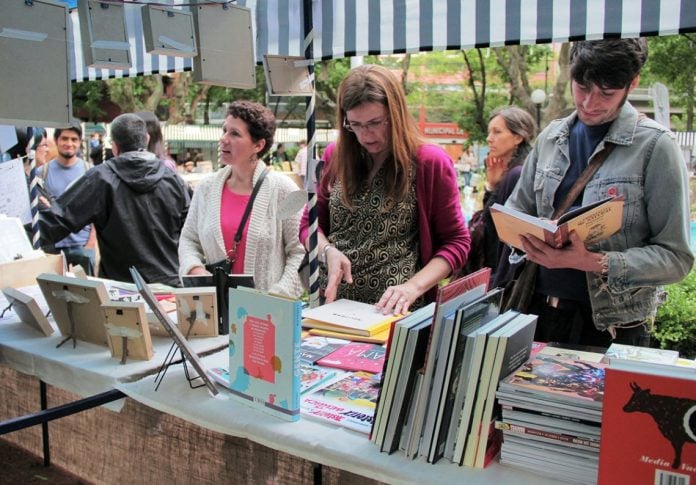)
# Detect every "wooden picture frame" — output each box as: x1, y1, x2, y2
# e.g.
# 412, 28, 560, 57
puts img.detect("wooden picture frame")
130, 267, 218, 396
36, 273, 111, 349
102, 301, 154, 362
174, 287, 218, 338
1, 287, 54, 336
